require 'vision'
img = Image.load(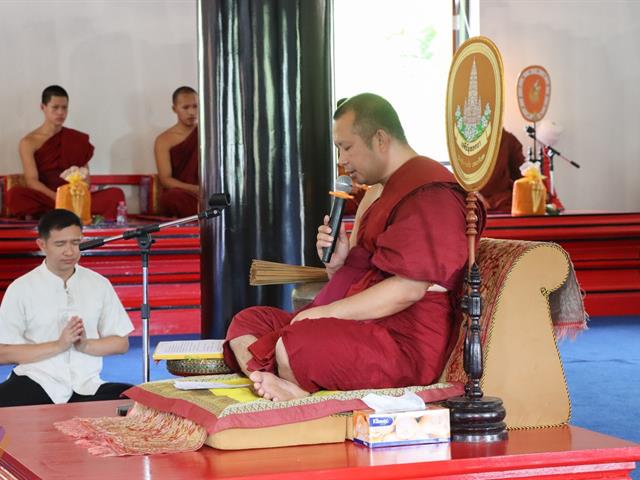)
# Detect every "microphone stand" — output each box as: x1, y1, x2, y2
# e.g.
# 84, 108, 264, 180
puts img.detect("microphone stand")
525, 129, 581, 170
80, 198, 228, 384
531, 122, 538, 161
525, 128, 580, 205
